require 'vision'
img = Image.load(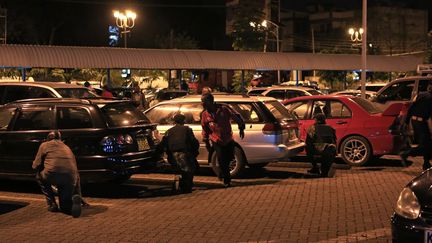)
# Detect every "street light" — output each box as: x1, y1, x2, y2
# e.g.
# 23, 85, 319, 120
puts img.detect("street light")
113, 10, 136, 48
250, 20, 280, 83
348, 27, 364, 47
